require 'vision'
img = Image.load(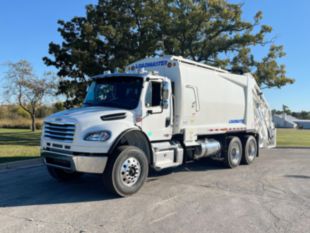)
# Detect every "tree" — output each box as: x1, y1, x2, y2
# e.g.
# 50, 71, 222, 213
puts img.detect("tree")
282, 104, 291, 115
44, 0, 294, 107
4, 60, 56, 131
44, 0, 162, 107
53, 102, 65, 112
299, 111, 310, 120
